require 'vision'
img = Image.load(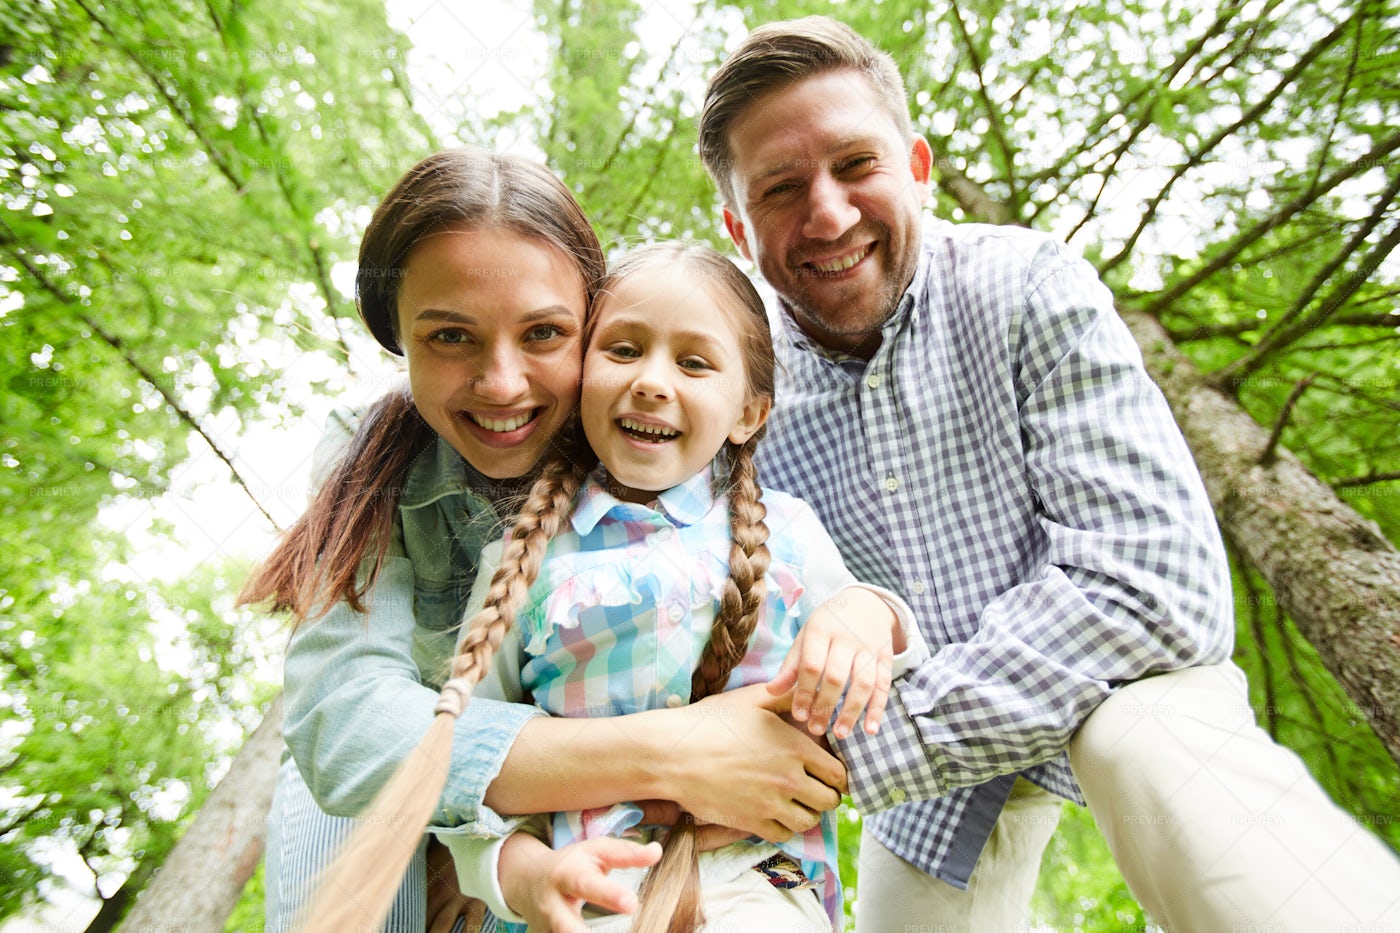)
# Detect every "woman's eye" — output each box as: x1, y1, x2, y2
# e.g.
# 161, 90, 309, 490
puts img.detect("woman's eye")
526, 323, 566, 342
429, 328, 472, 346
